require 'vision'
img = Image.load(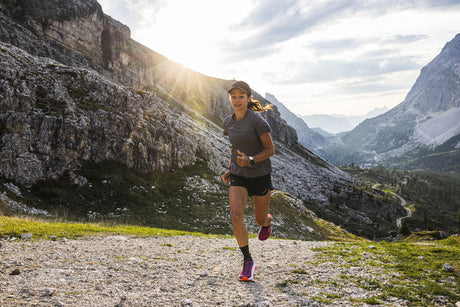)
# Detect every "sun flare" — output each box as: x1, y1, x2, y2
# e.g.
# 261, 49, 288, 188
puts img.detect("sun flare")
130, 0, 250, 76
